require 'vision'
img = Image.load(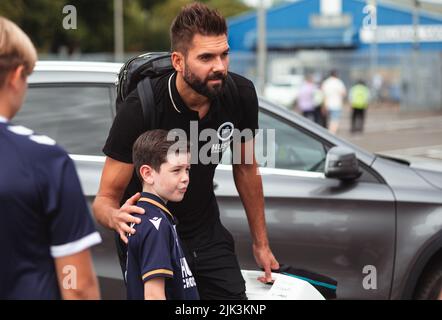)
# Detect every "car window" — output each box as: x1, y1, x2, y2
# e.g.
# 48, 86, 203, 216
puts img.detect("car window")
220, 108, 382, 183
14, 85, 113, 155
256, 110, 327, 172
221, 110, 327, 172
